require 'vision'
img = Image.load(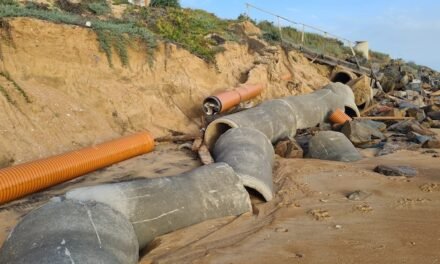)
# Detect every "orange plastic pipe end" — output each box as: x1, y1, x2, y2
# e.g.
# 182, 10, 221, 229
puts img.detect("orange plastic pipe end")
329, 108, 352, 124
0, 132, 155, 205
203, 83, 264, 115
